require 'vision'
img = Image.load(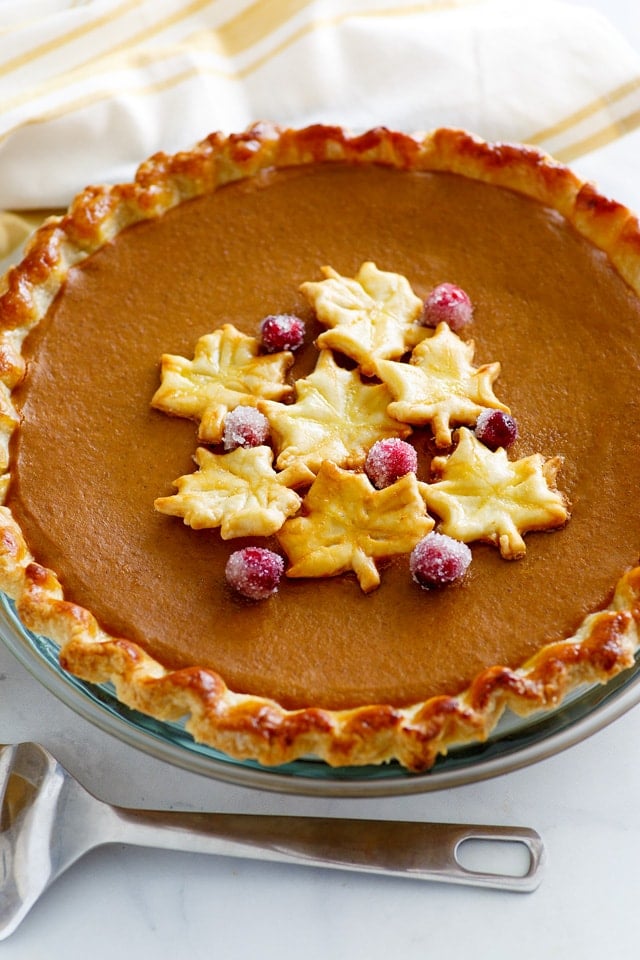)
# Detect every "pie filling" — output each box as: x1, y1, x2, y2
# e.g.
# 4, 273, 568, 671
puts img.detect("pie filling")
9, 162, 640, 711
